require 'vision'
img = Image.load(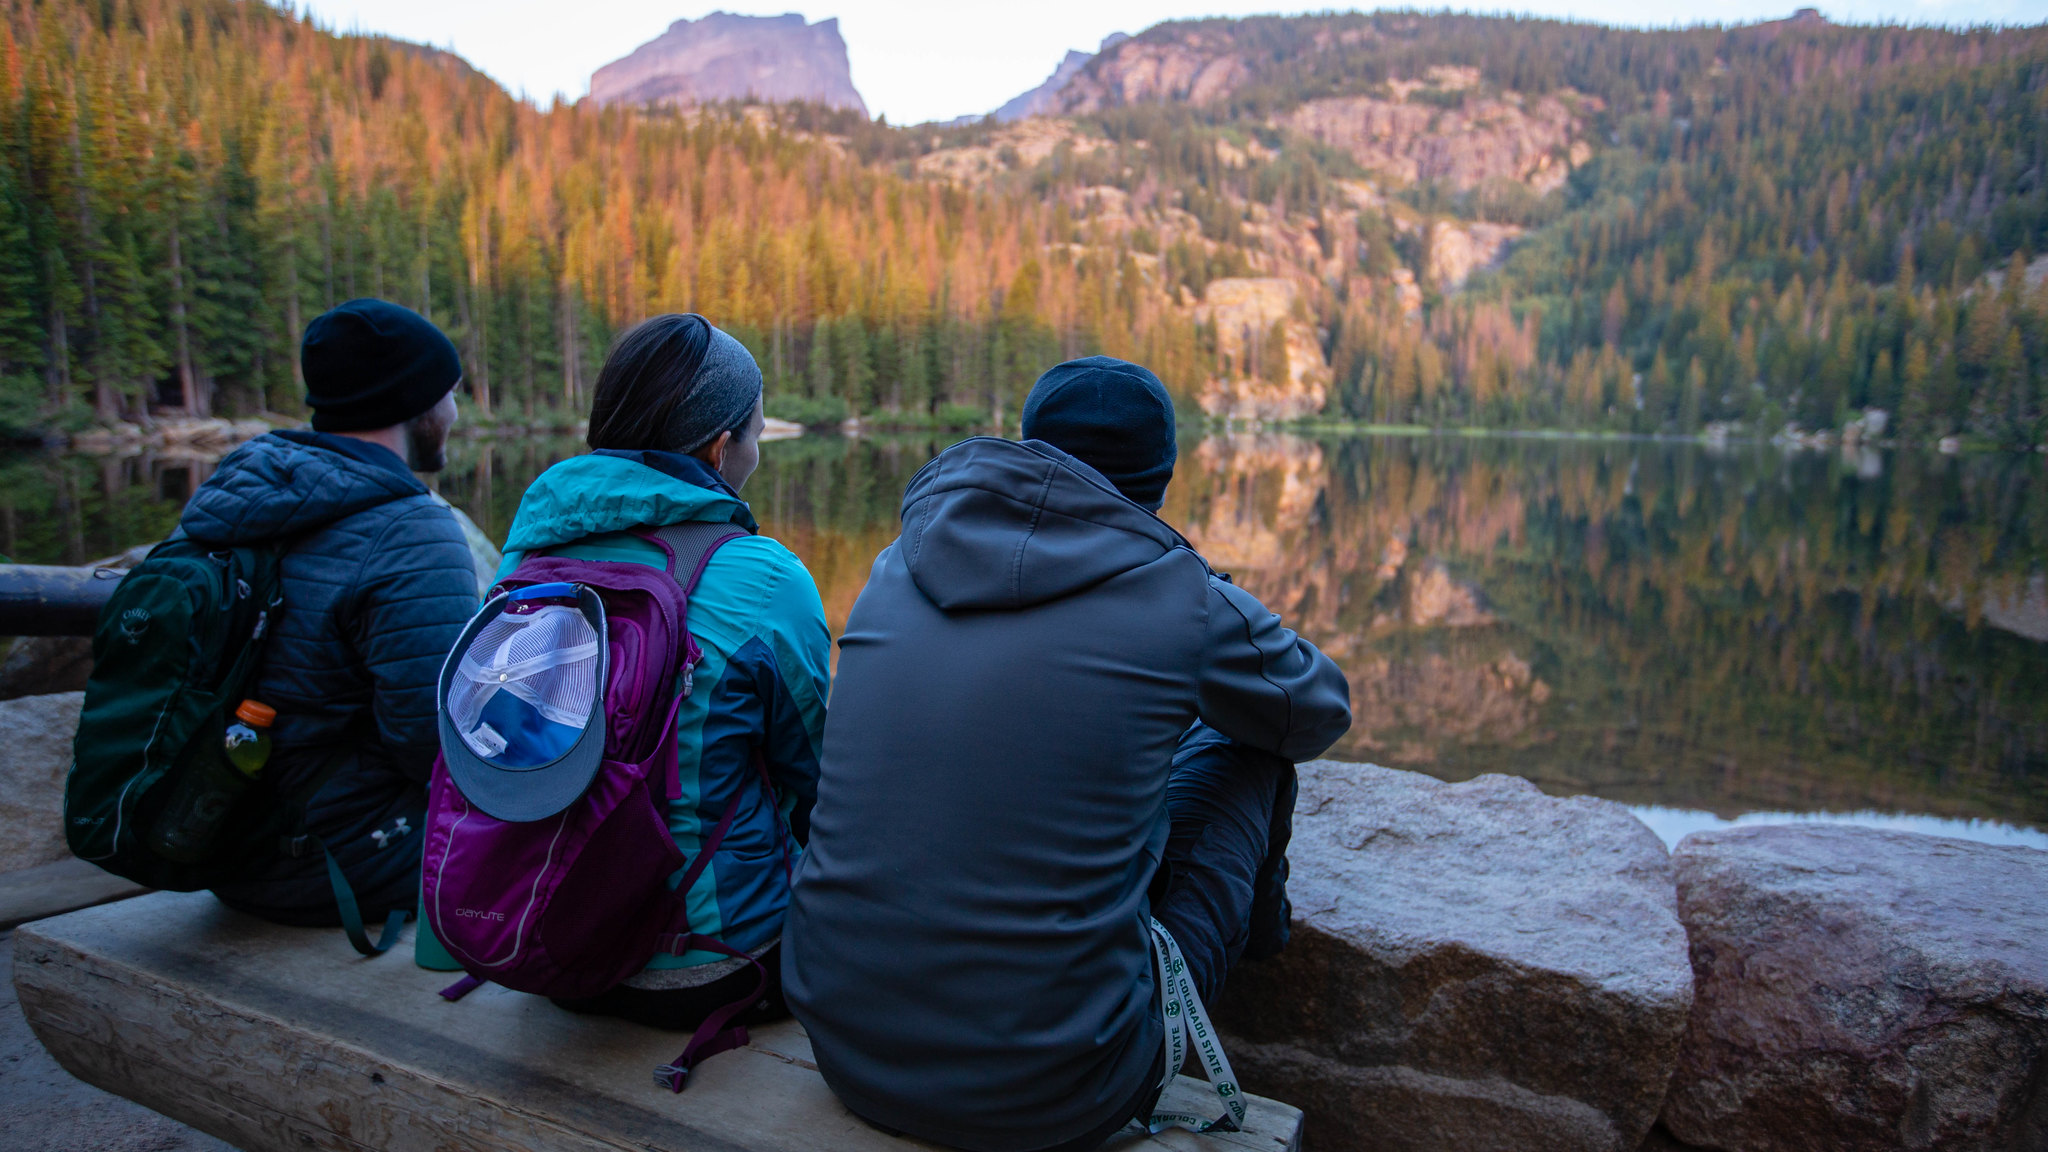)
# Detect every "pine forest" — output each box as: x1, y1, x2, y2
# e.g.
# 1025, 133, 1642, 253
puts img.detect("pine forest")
1, 0, 2046, 449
